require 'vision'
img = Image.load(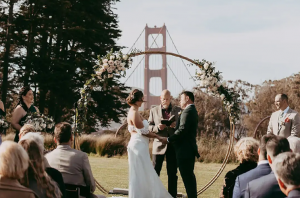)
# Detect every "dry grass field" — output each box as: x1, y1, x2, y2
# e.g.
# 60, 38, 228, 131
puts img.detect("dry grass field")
89, 156, 238, 198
